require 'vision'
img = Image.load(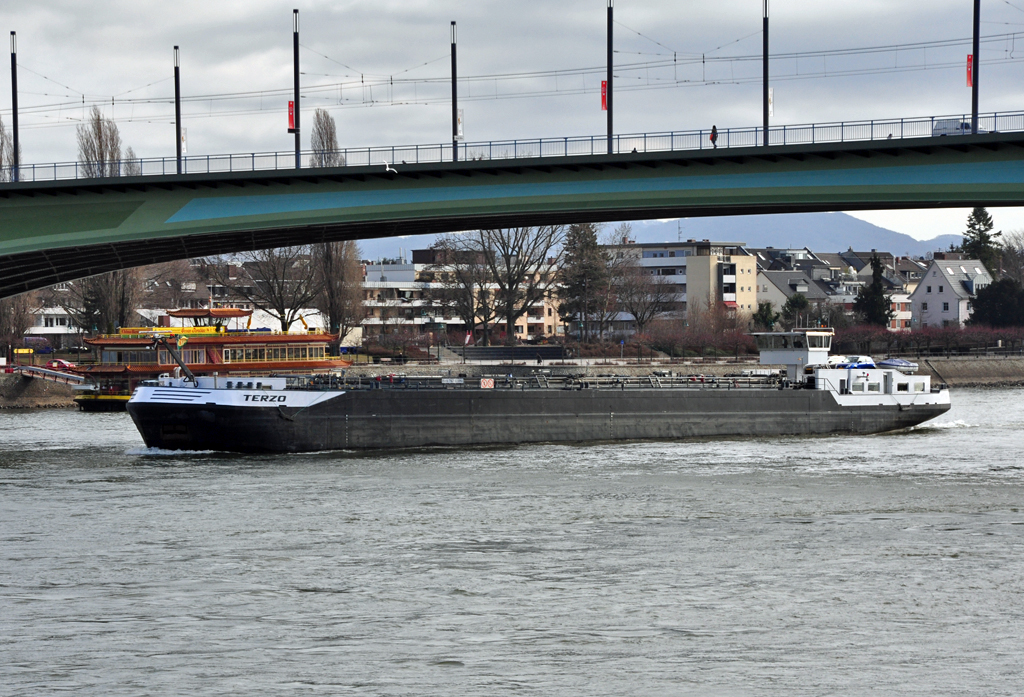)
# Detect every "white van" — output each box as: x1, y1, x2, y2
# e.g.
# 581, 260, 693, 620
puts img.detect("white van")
932, 119, 986, 136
